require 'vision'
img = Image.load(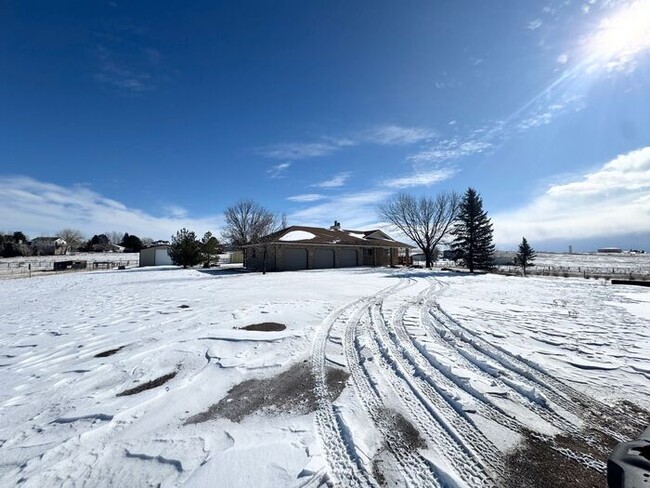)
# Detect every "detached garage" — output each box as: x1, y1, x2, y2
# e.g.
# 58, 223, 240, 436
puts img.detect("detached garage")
139, 245, 173, 267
